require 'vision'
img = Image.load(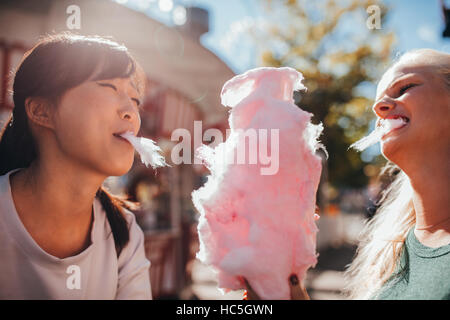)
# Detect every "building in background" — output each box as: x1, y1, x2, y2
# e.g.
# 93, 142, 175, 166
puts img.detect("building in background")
0, 0, 234, 298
